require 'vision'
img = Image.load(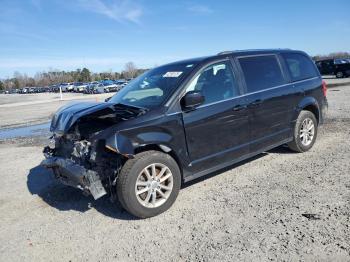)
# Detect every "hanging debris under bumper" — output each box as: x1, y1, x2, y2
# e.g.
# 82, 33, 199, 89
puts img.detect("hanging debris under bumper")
41, 156, 107, 200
